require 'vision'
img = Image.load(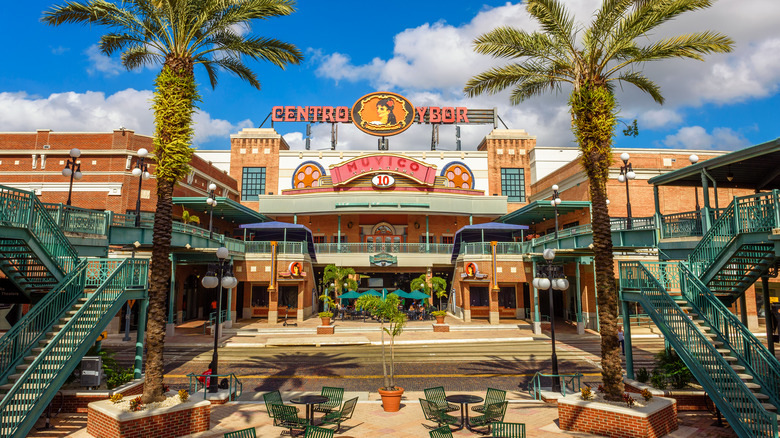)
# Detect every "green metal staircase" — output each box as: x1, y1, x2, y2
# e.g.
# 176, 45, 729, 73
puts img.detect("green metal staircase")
0, 258, 148, 438
620, 261, 779, 438
0, 185, 80, 296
